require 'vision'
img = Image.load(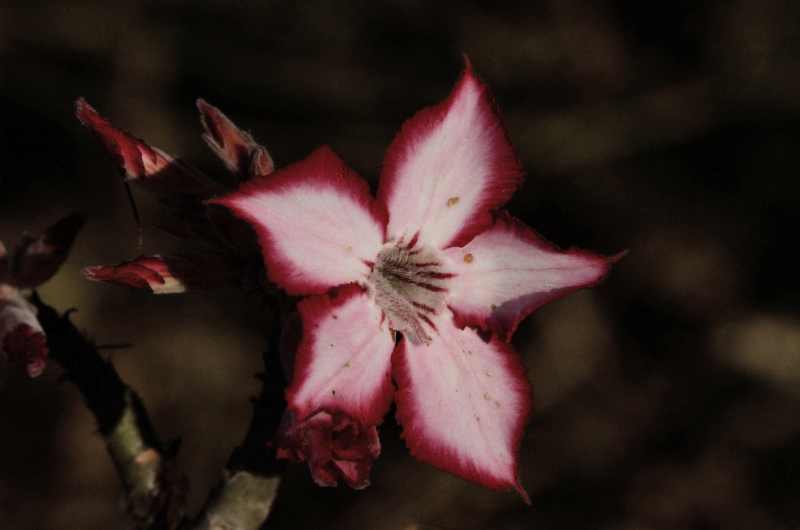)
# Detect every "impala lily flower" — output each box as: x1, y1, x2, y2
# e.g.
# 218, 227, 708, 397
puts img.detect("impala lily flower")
1, 214, 84, 378
213, 63, 617, 499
